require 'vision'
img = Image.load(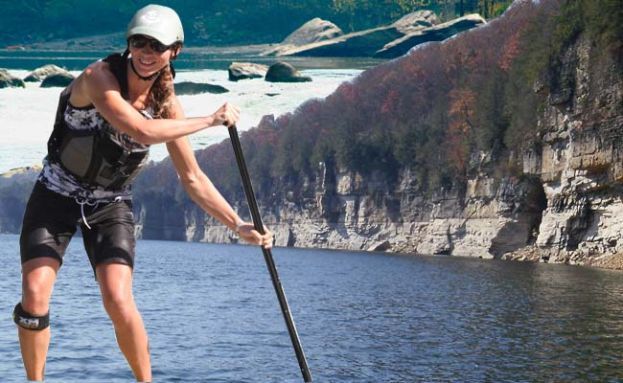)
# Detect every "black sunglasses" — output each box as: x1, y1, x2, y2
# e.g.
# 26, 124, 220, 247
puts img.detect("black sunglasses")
129, 36, 172, 53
